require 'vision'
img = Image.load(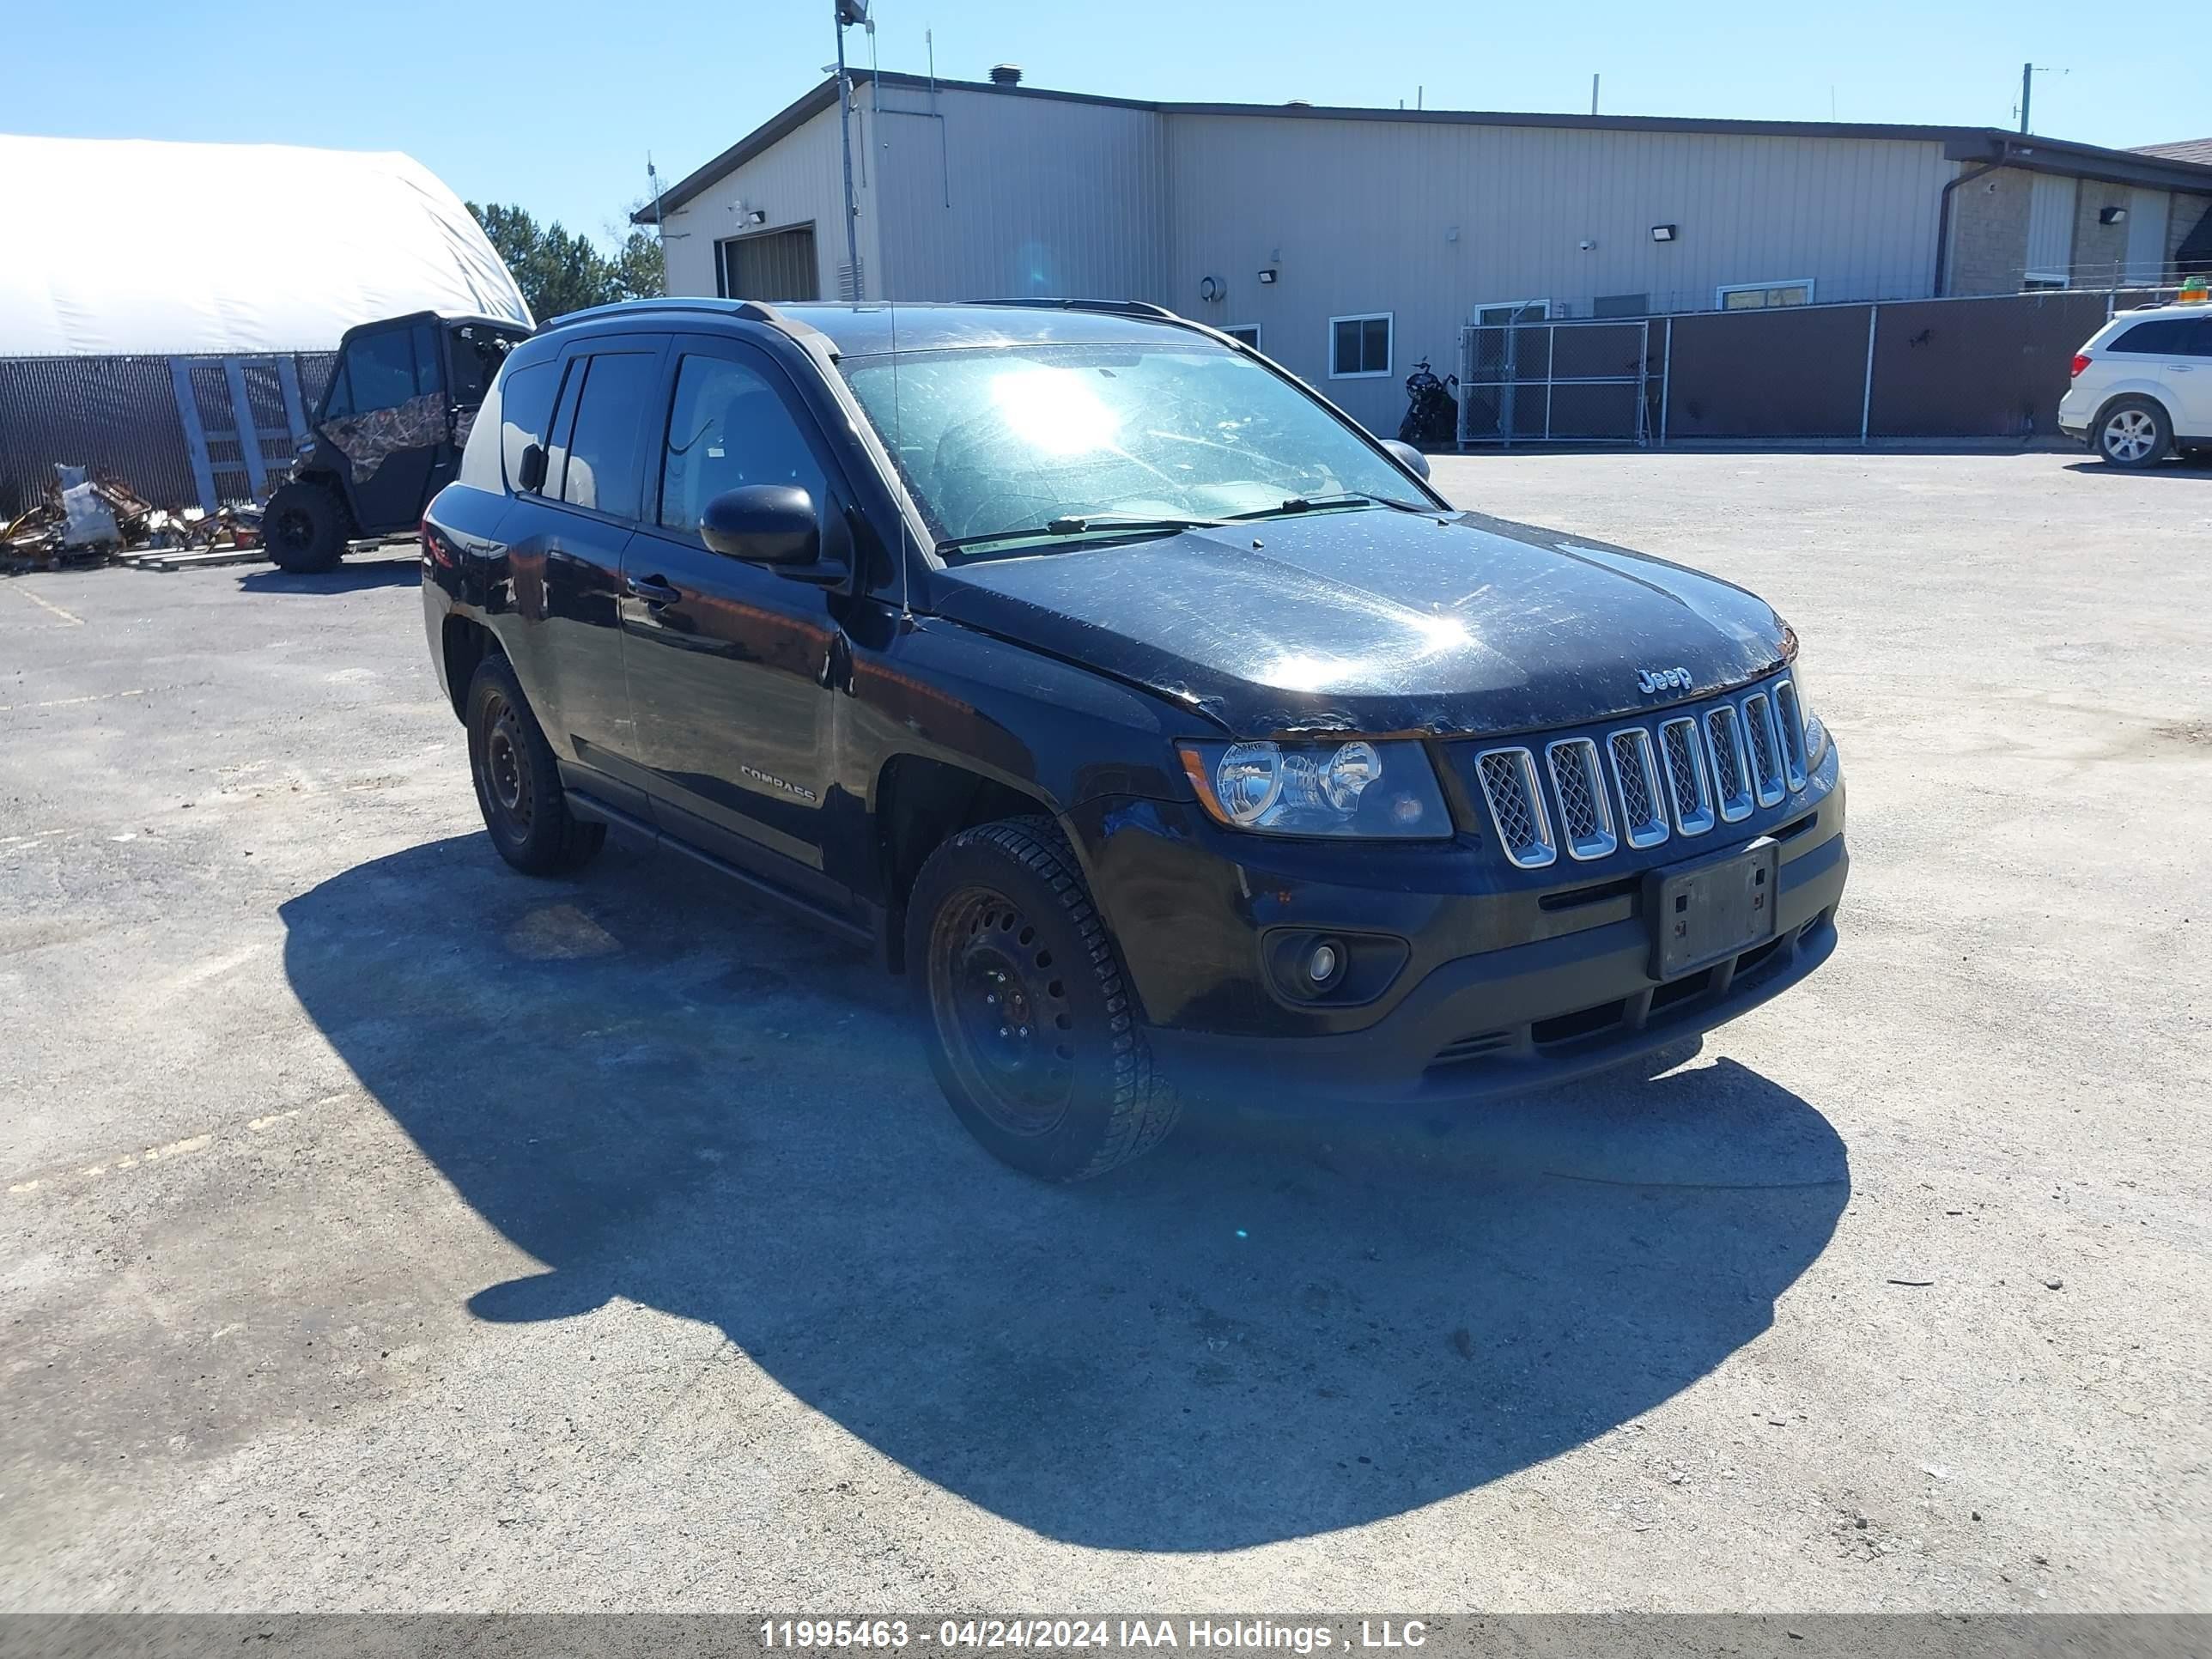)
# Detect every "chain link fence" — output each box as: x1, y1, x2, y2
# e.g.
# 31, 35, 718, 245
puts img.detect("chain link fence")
1457, 289, 2171, 447
1, 350, 335, 520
